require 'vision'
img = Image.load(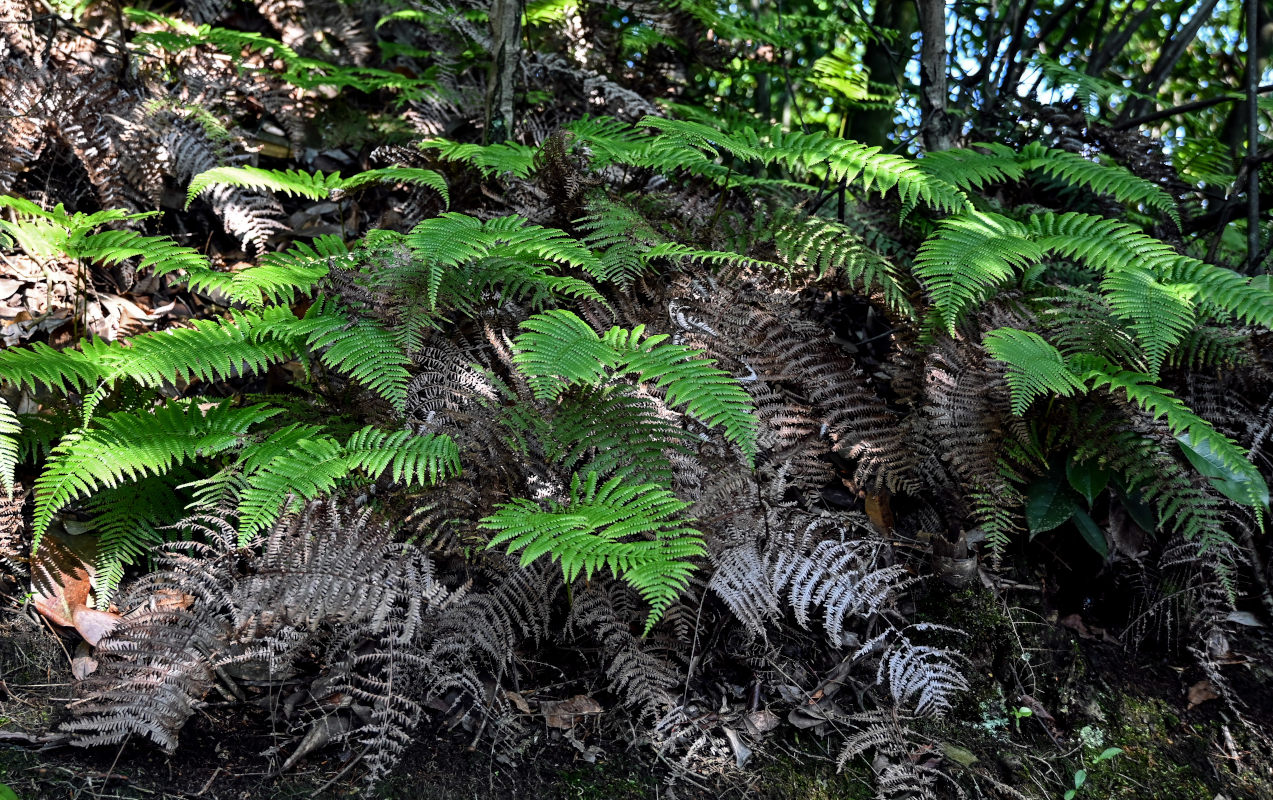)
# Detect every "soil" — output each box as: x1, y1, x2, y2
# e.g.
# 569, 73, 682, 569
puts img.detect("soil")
4, 574, 1272, 800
